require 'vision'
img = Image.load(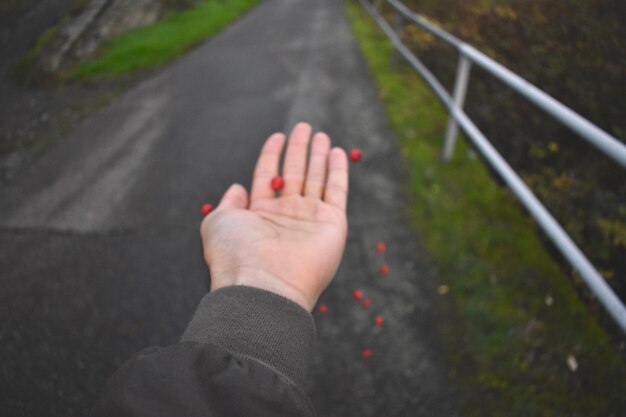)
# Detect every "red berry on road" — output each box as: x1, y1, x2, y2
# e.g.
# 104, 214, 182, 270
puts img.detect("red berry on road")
271, 176, 285, 191
349, 148, 362, 162
374, 316, 384, 326
362, 349, 373, 360
201, 203, 213, 217
362, 298, 372, 308
352, 289, 363, 301
380, 263, 390, 274
318, 304, 328, 314
376, 242, 386, 253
